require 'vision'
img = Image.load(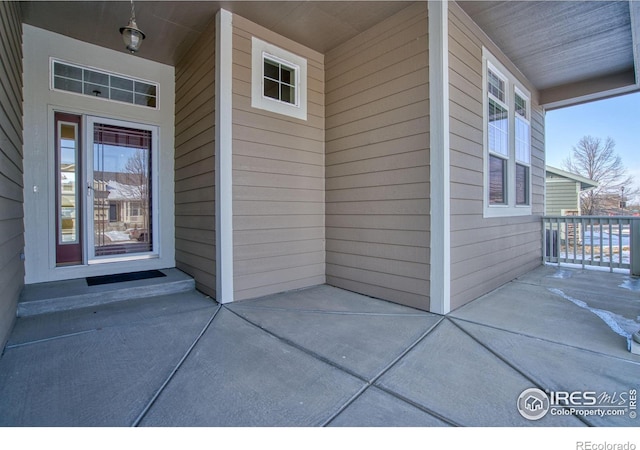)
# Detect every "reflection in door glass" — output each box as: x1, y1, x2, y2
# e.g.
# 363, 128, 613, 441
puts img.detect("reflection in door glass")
93, 123, 152, 256
59, 123, 78, 244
